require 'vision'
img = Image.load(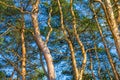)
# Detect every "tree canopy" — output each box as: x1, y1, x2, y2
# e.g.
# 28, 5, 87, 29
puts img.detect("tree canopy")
0, 0, 120, 80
